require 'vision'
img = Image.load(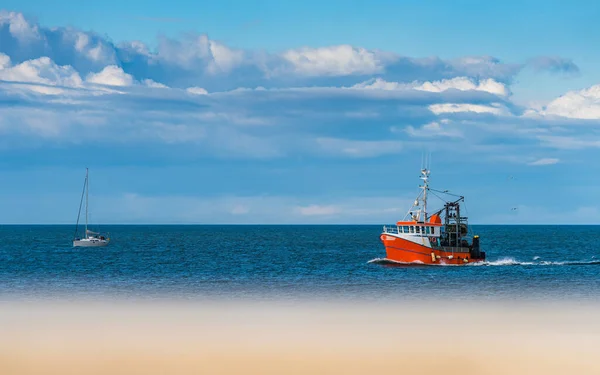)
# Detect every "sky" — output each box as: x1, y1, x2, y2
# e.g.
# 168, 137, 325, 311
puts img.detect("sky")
1, 2, 600, 224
